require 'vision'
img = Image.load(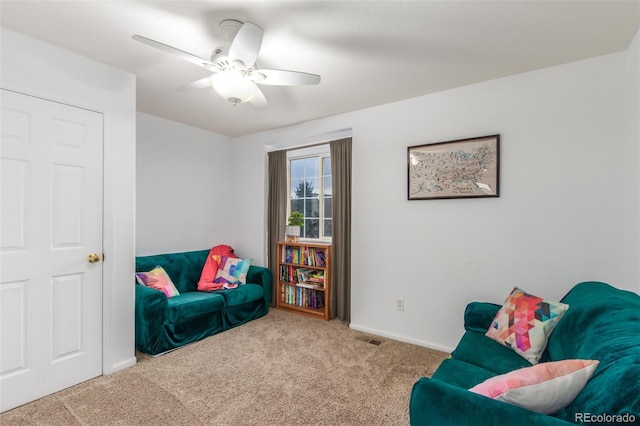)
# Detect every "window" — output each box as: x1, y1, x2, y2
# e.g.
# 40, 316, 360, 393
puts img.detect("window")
288, 147, 331, 241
